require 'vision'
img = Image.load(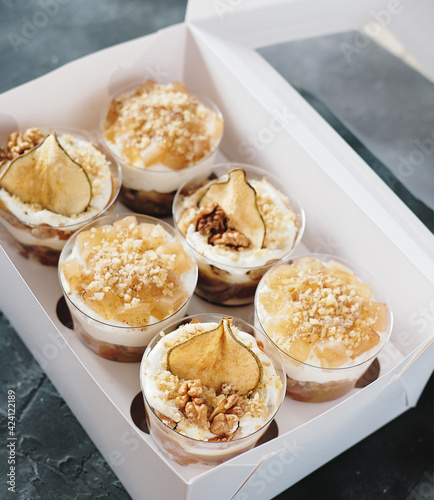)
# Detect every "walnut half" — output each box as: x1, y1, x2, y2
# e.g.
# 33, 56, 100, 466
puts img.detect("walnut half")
7, 128, 45, 159
209, 394, 245, 436
176, 379, 208, 427
196, 204, 227, 236
210, 413, 239, 436
209, 230, 250, 248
